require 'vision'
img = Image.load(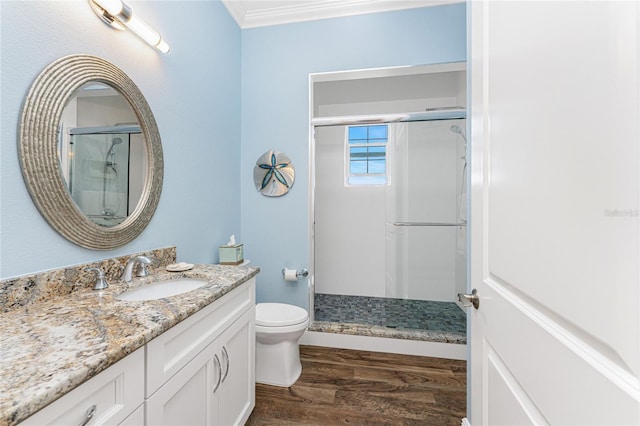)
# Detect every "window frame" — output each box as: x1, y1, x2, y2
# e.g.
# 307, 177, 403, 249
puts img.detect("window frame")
344, 124, 391, 187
